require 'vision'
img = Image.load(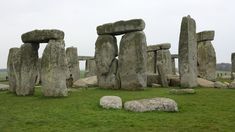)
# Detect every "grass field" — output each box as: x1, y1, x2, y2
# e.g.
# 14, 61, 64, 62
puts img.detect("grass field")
0, 87, 235, 132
